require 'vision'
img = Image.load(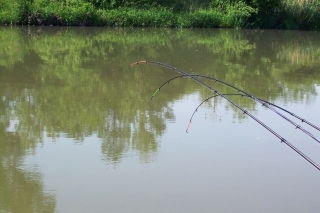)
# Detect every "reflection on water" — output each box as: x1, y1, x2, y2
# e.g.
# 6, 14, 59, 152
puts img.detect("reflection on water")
0, 123, 56, 212
0, 27, 320, 212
